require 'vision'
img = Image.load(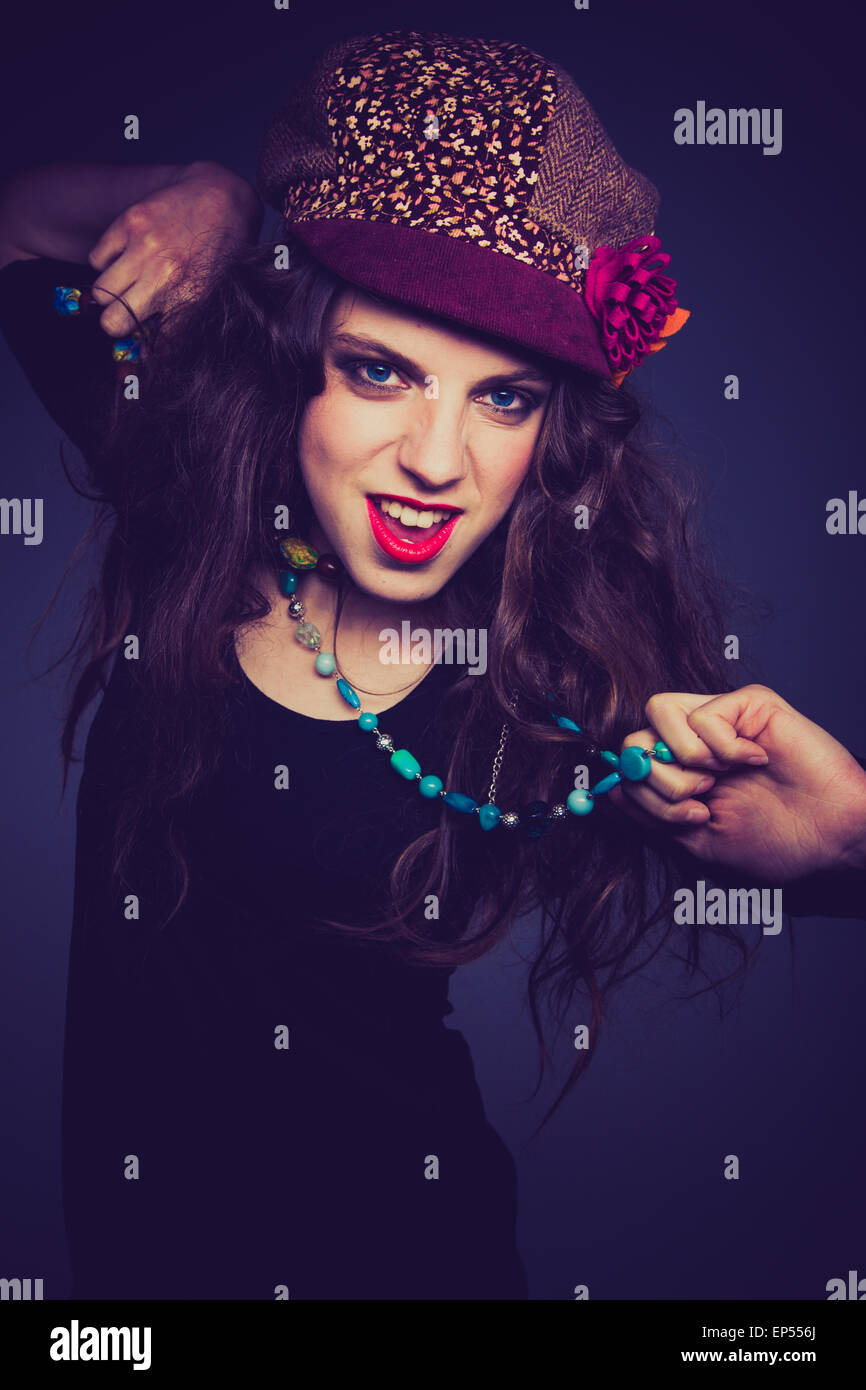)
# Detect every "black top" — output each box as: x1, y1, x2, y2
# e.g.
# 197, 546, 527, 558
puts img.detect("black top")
2, 256, 864, 1302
